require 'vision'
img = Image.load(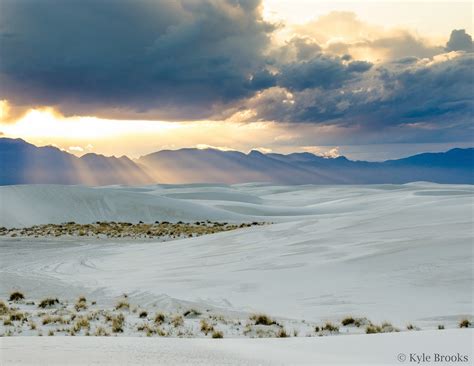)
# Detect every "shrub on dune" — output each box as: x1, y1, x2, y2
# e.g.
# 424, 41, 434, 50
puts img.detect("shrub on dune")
250, 314, 275, 326
9, 291, 25, 302
38, 298, 59, 308
211, 330, 223, 338
459, 319, 471, 328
